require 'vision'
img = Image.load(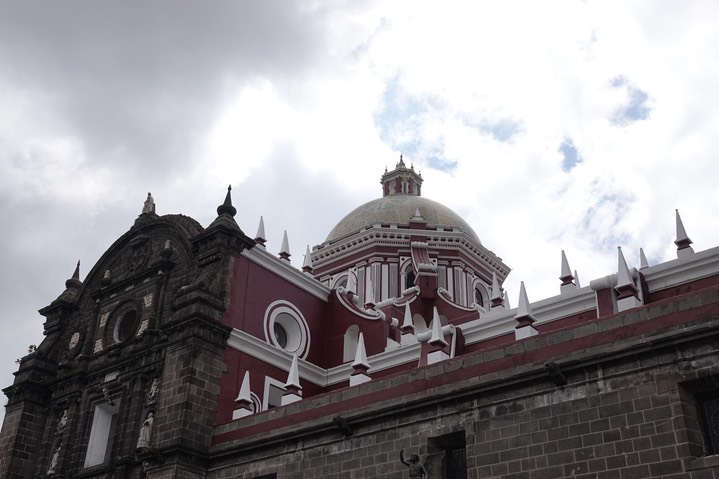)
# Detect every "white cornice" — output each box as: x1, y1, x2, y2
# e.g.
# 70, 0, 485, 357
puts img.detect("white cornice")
242, 247, 330, 301
461, 286, 597, 345
312, 226, 509, 279
643, 246, 719, 293
228, 329, 421, 387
